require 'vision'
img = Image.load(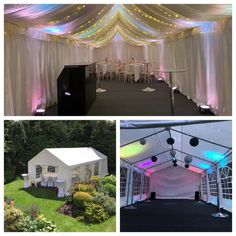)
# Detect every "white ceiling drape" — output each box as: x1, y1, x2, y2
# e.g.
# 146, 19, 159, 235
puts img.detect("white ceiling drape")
4, 4, 232, 47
